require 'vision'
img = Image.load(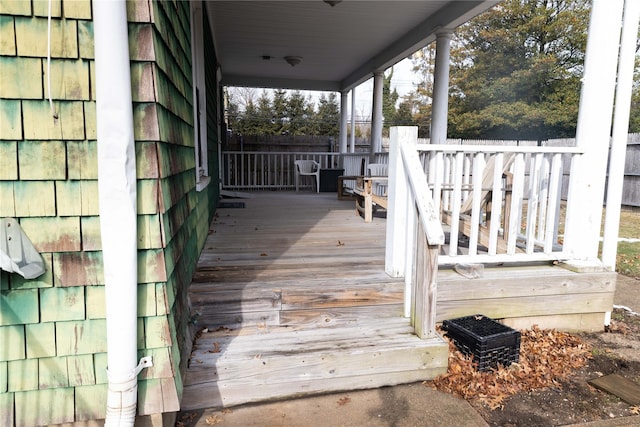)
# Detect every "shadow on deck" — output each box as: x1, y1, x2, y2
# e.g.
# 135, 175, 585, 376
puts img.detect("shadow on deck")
181, 192, 448, 410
